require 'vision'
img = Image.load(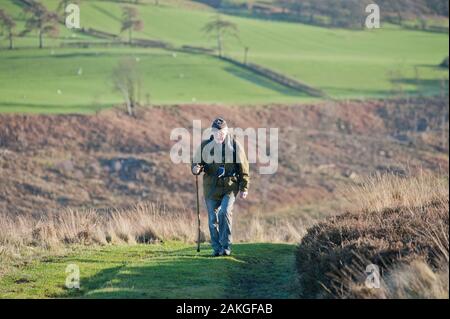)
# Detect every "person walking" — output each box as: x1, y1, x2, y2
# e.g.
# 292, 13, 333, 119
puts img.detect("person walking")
192, 118, 250, 257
